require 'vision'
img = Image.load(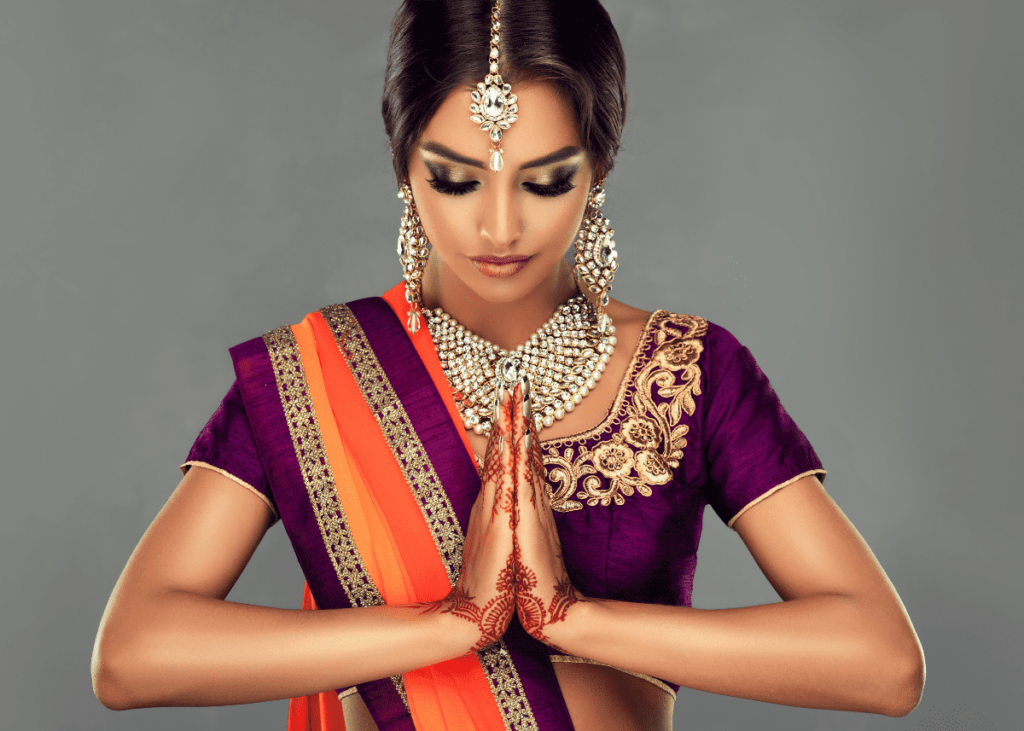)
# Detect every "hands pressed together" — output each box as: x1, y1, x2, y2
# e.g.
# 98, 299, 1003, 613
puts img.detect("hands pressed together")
417, 378, 587, 655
